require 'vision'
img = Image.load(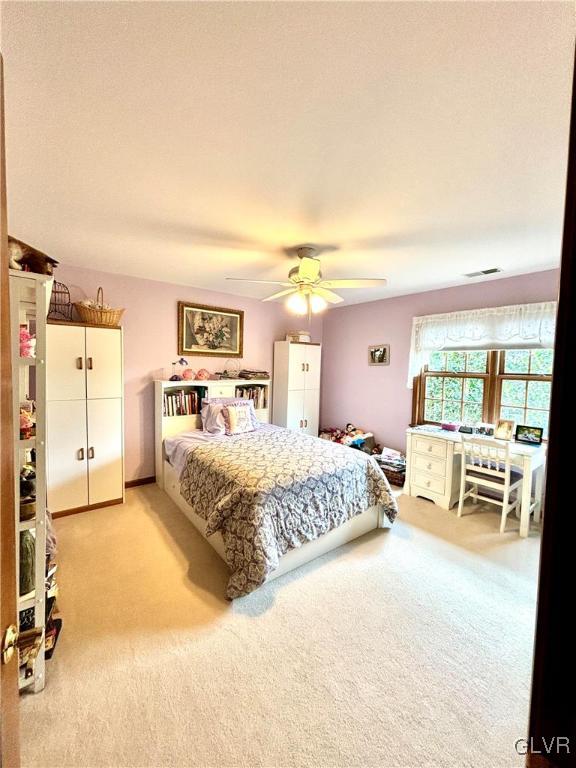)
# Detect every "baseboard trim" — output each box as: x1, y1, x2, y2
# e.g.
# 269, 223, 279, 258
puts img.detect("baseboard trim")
125, 476, 156, 488
52, 497, 124, 519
